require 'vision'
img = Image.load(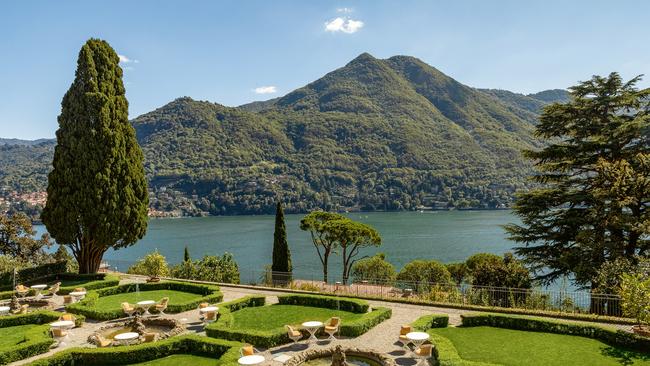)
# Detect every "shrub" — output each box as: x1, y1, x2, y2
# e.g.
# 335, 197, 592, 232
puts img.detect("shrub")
466, 252, 531, 289
170, 253, 240, 284
461, 313, 650, 353
0, 261, 67, 289
619, 272, 650, 327
351, 253, 396, 285
29, 335, 241, 366
277, 294, 369, 313
127, 250, 169, 279
66, 281, 222, 320
0, 310, 84, 328
446, 262, 469, 286
397, 259, 452, 292
411, 313, 450, 330
0, 273, 119, 299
